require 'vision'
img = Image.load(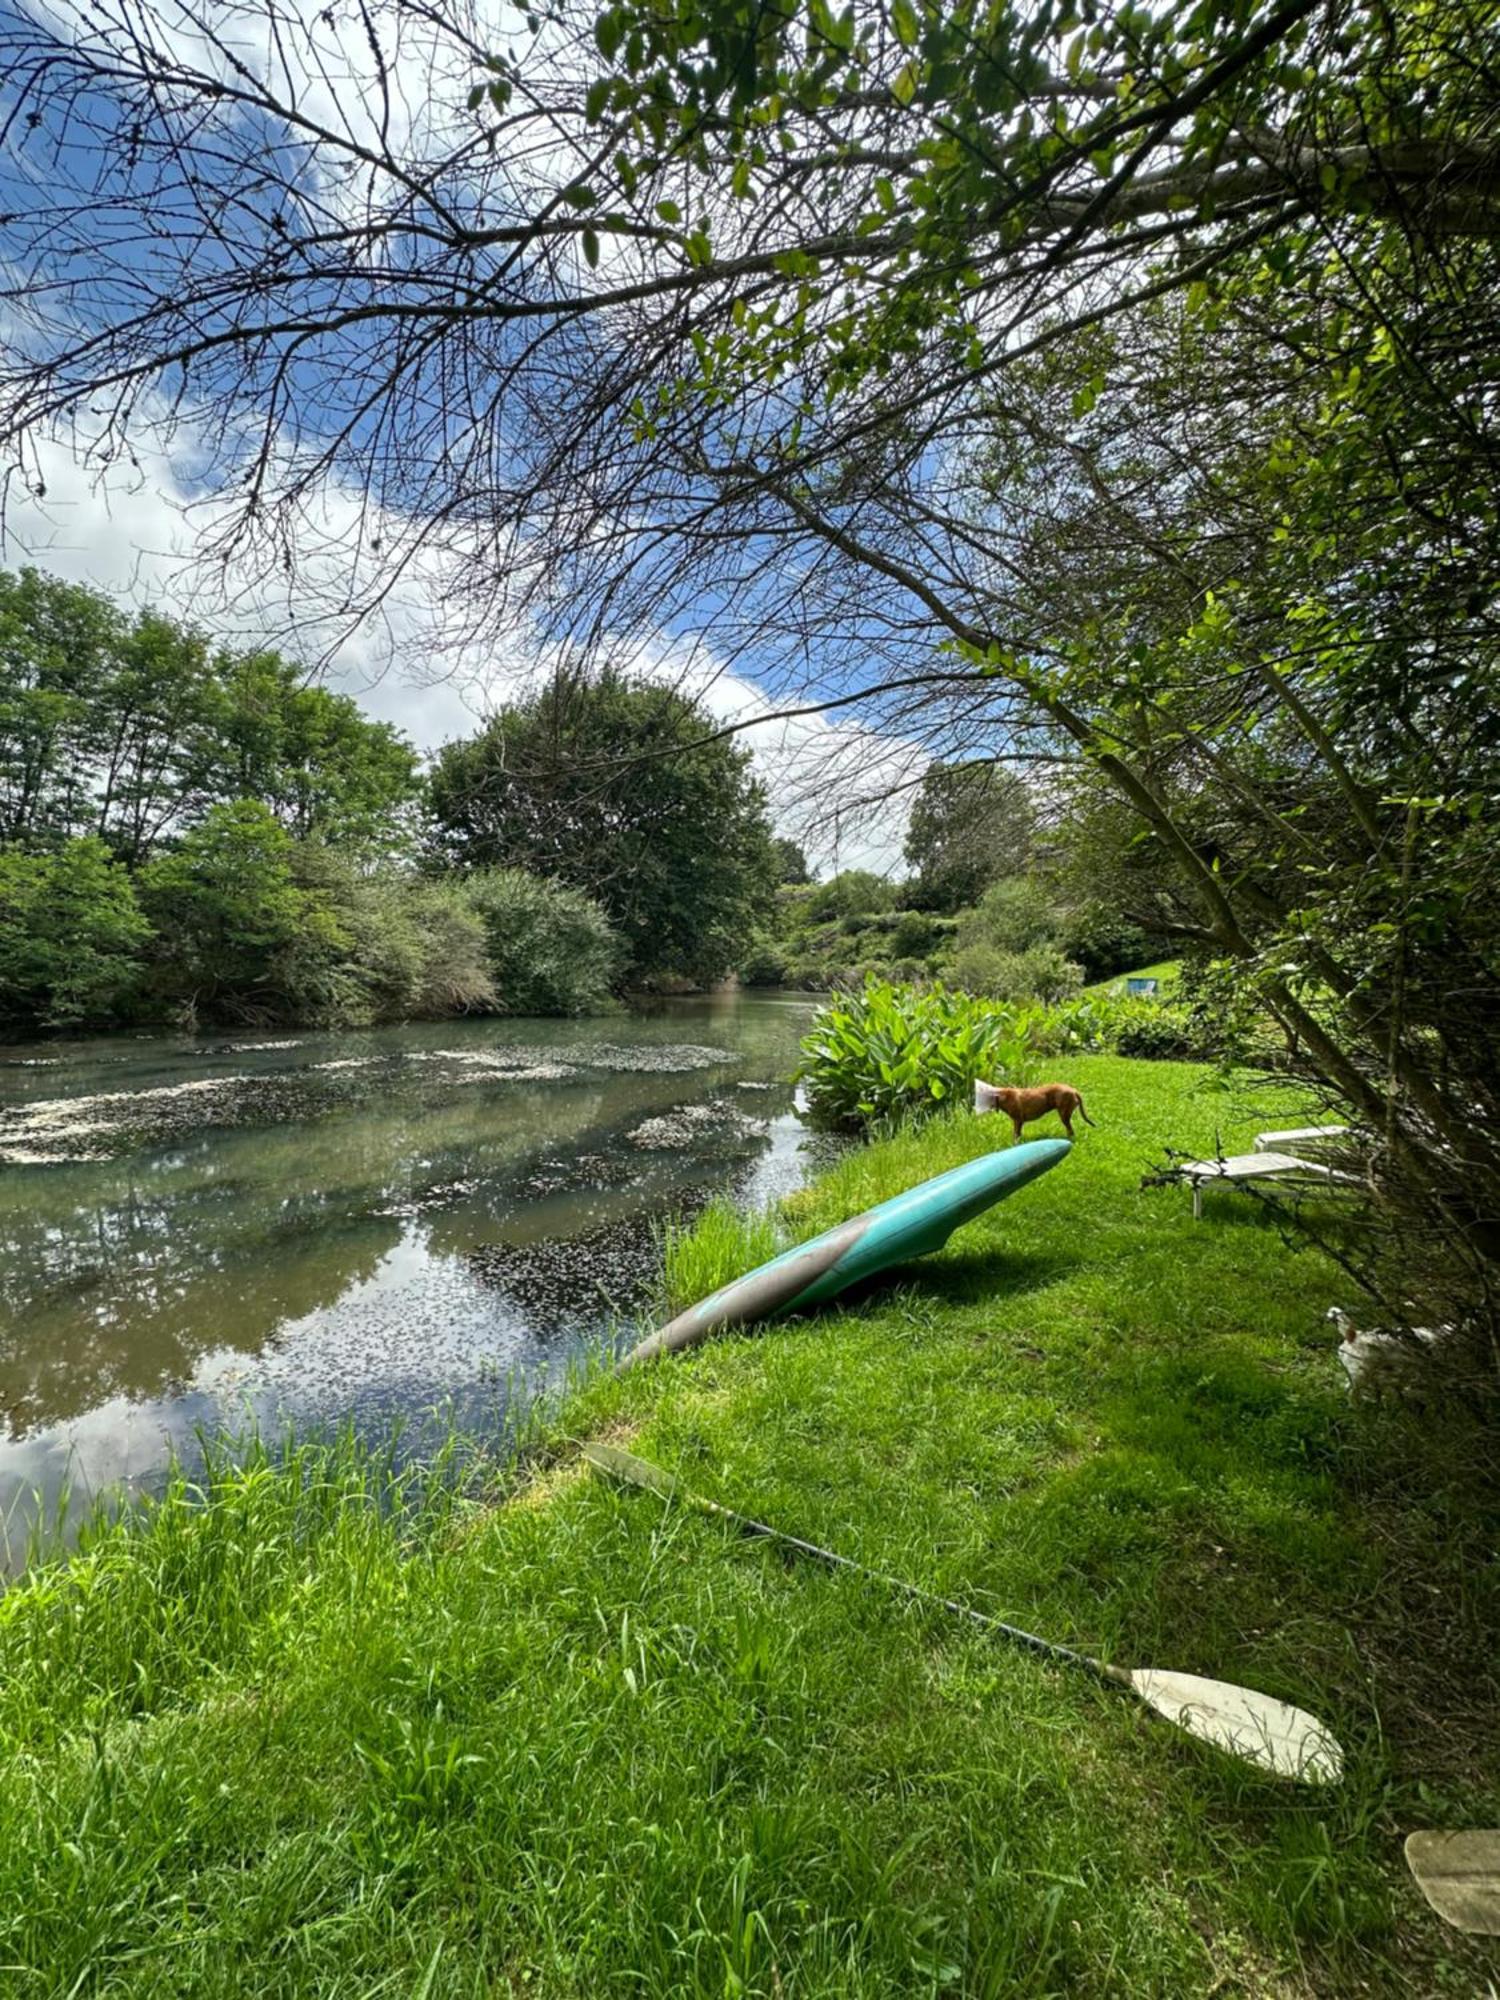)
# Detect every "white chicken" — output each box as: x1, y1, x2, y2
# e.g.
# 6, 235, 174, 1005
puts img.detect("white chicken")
1326, 1306, 1445, 1394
